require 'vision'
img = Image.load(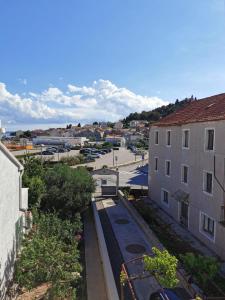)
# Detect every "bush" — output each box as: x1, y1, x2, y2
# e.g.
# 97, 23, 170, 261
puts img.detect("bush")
144, 247, 179, 288
22, 157, 46, 208
60, 154, 85, 166
181, 253, 219, 287
41, 164, 95, 218
15, 212, 82, 298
